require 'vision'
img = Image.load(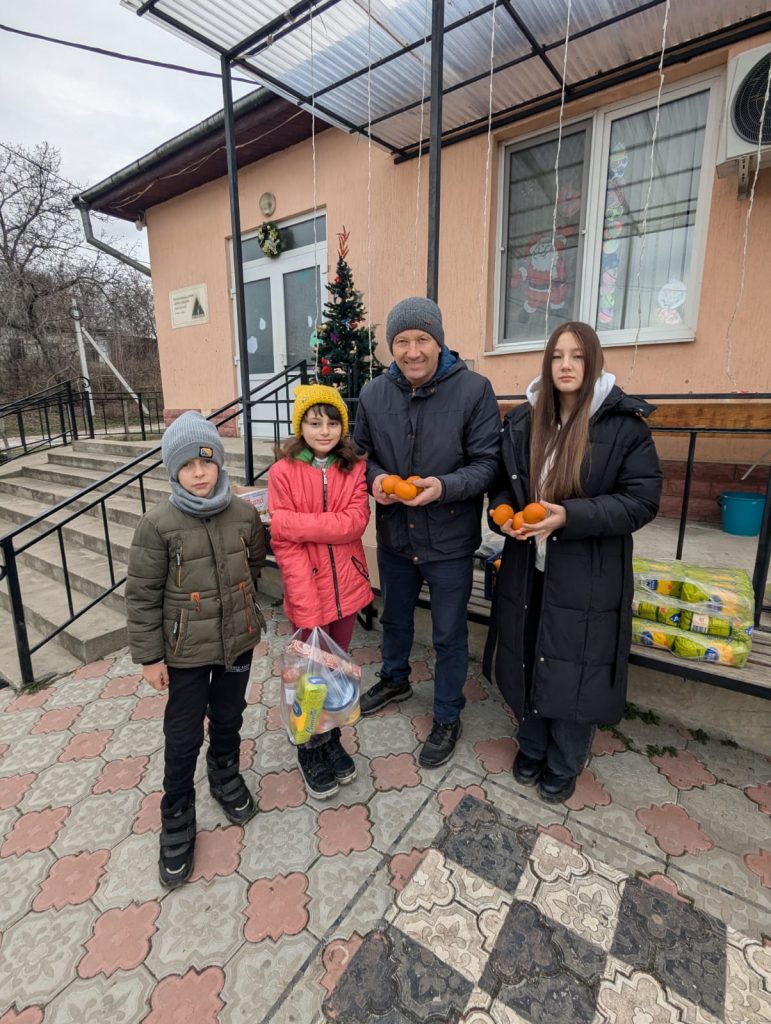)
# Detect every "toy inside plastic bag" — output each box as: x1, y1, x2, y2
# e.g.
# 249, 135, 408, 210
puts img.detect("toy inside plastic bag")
279, 627, 361, 745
